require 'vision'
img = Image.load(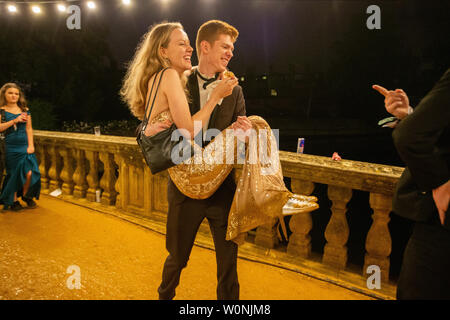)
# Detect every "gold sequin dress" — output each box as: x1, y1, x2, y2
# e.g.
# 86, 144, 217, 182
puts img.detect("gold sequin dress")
150, 111, 319, 245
